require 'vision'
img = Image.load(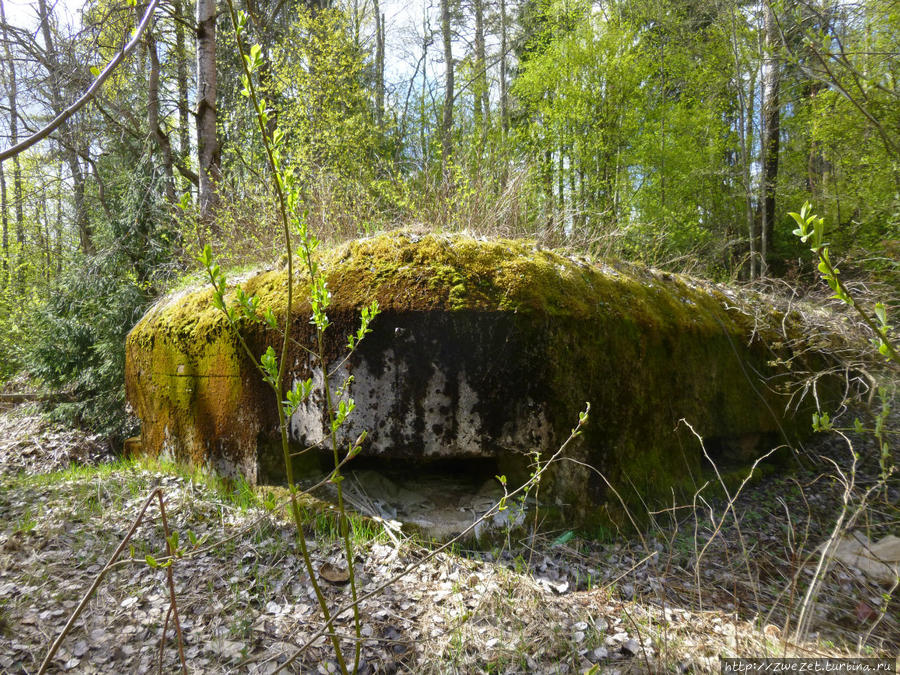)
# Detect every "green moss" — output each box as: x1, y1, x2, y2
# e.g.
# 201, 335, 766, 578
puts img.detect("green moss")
130, 232, 762, 341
